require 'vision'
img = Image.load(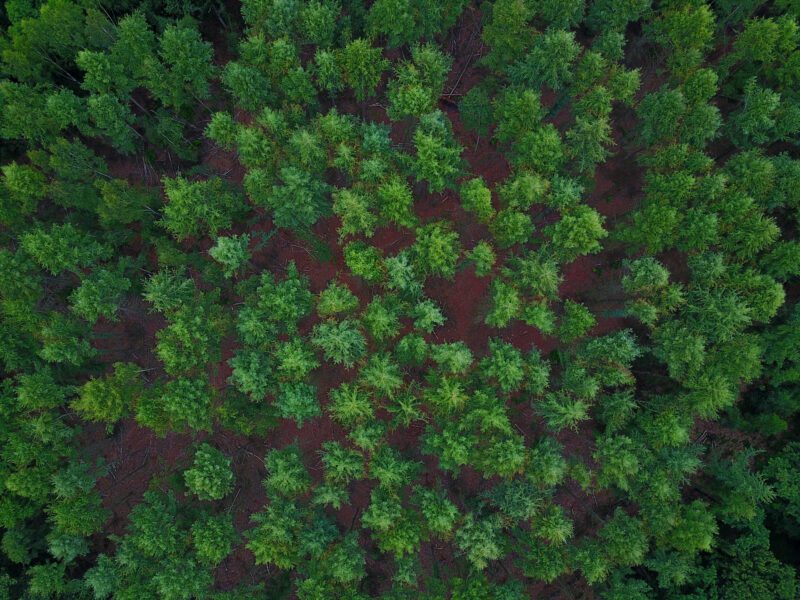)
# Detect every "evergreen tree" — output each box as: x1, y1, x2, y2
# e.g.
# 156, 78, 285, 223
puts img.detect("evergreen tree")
184, 444, 235, 502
